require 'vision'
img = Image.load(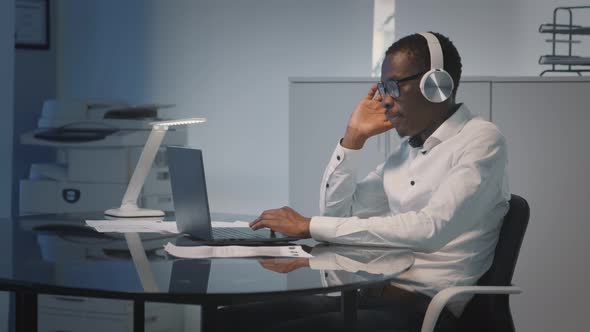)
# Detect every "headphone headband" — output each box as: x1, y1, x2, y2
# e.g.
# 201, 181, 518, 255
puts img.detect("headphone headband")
417, 32, 453, 103
419, 32, 444, 70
